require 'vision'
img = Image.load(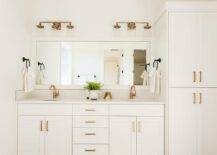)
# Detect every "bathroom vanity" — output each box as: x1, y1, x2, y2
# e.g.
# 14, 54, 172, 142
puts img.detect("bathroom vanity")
17, 100, 164, 155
